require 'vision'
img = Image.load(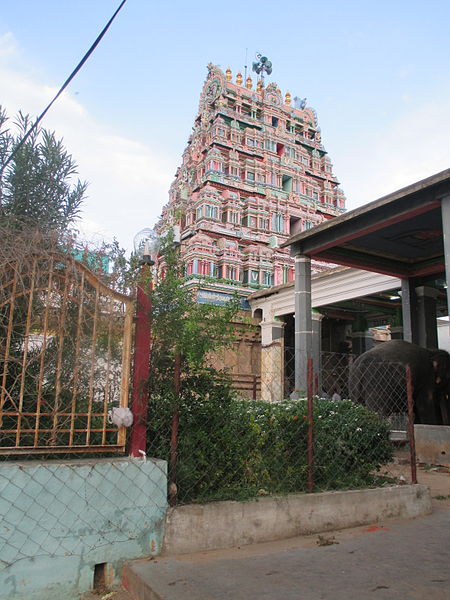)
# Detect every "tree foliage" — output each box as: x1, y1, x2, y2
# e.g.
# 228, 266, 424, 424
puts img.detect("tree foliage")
0, 108, 131, 457
0, 107, 132, 293
0, 107, 87, 235
147, 395, 394, 503
149, 231, 241, 393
